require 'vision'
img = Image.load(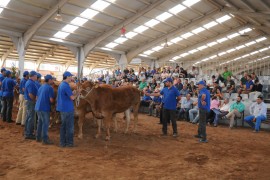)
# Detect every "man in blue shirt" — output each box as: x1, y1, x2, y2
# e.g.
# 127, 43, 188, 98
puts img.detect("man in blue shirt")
35, 75, 54, 144
35, 73, 42, 89
24, 71, 38, 140
194, 81, 210, 143
147, 77, 181, 137
16, 71, 29, 126
57, 71, 79, 147
0, 67, 6, 118
1, 70, 16, 123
